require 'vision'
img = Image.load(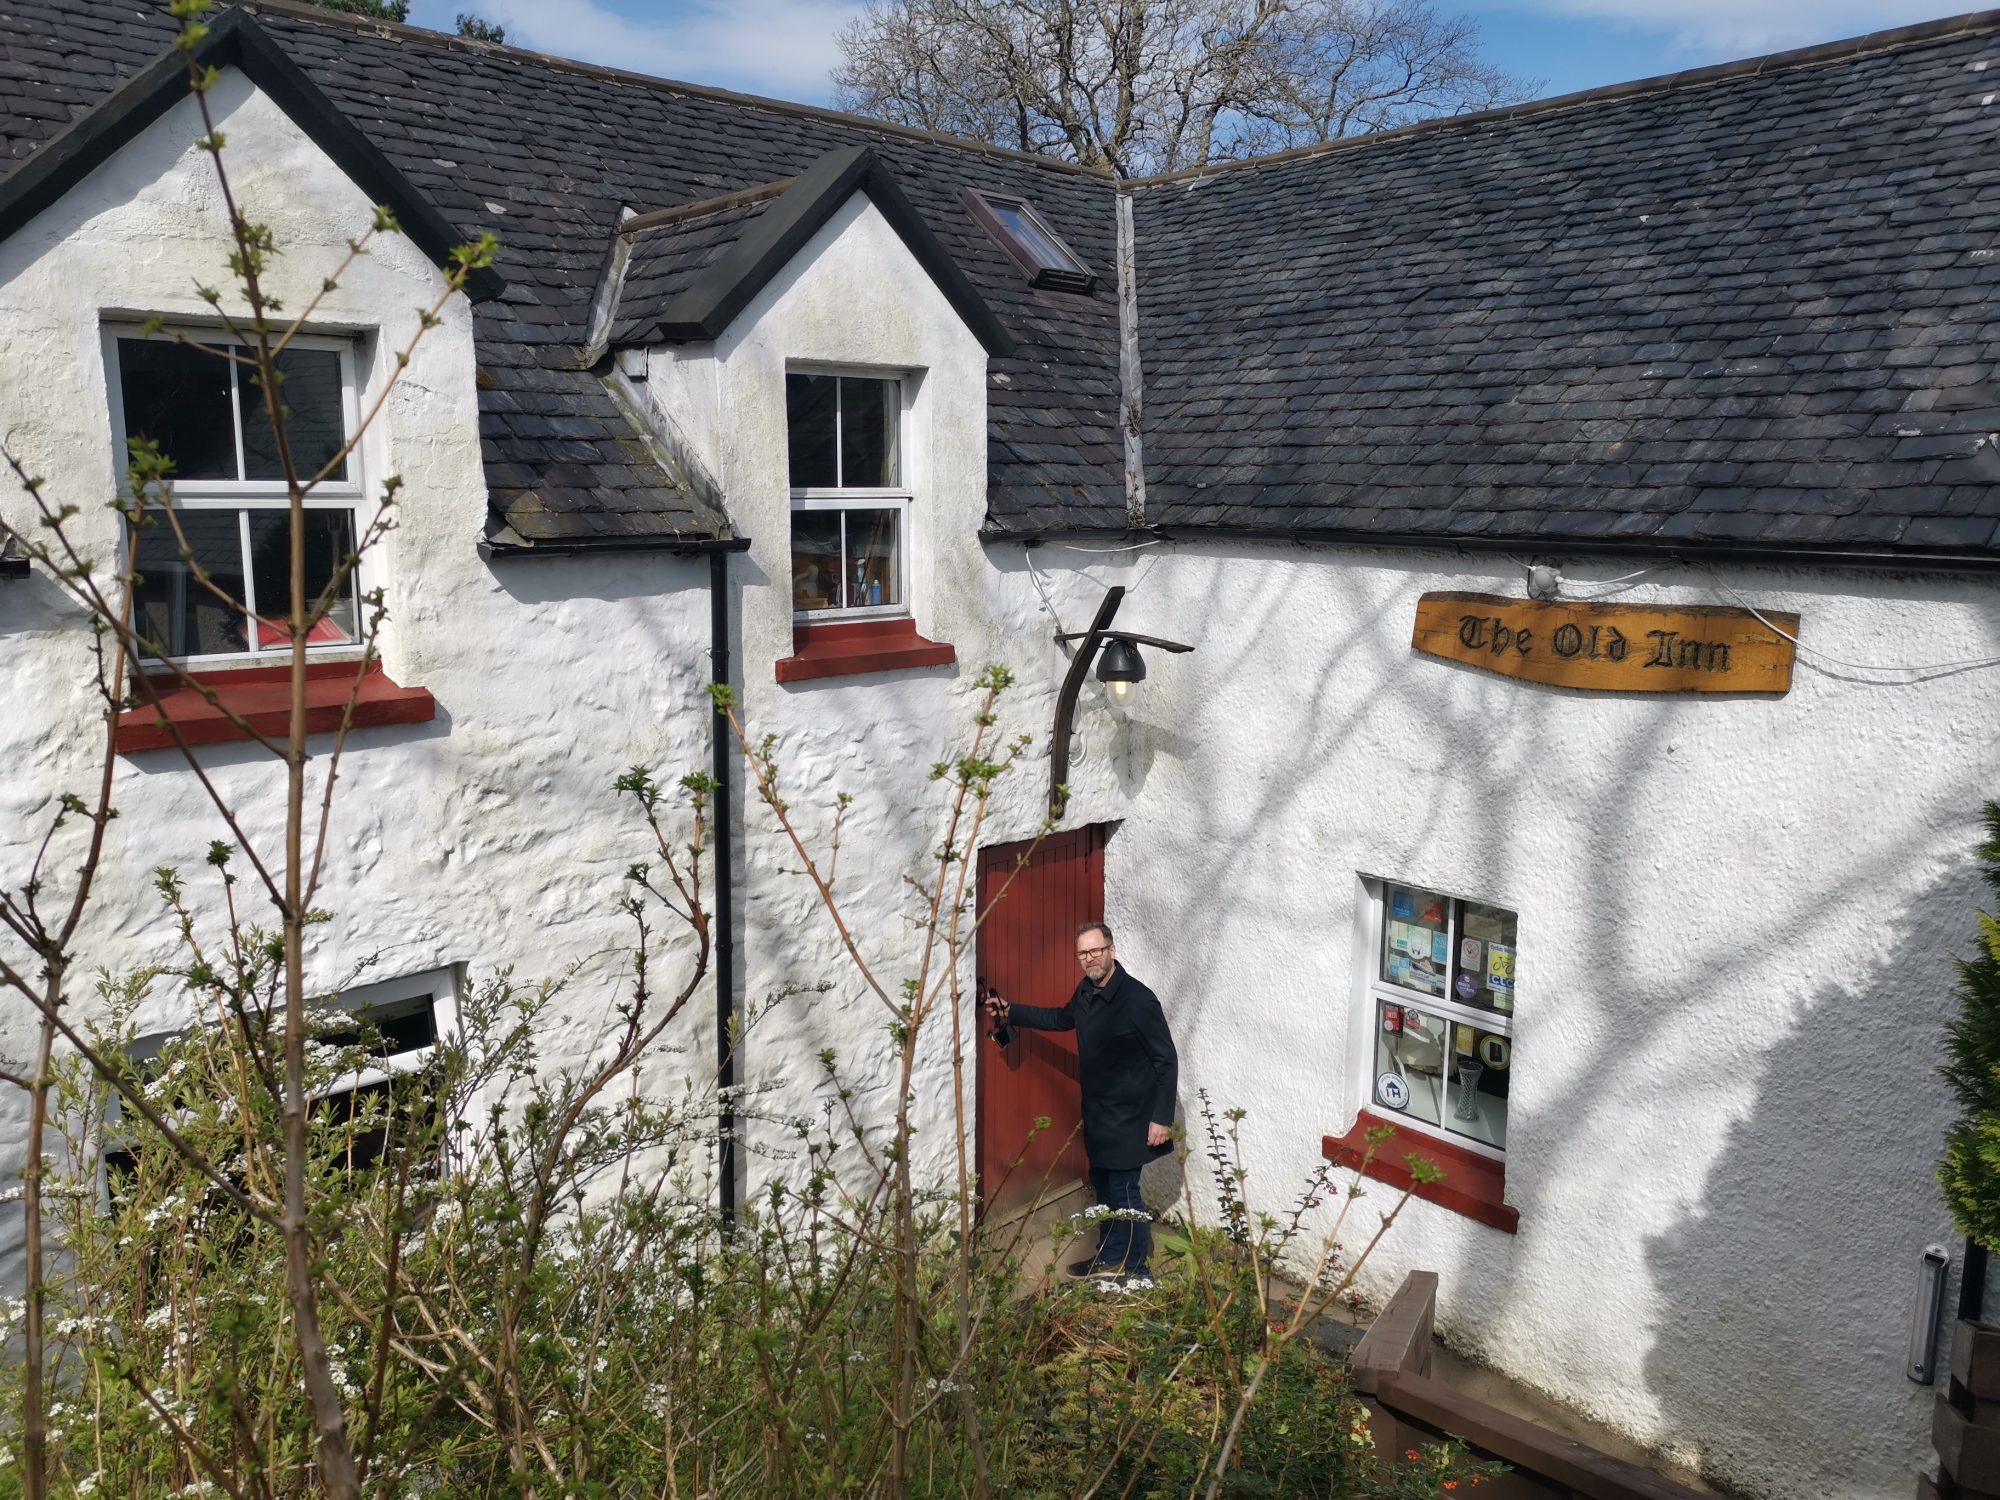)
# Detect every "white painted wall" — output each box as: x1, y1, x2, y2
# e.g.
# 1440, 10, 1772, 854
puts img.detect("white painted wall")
640, 194, 1128, 1190
0, 72, 719, 1264
0, 67, 1976, 1500
1098, 540, 2000, 1498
